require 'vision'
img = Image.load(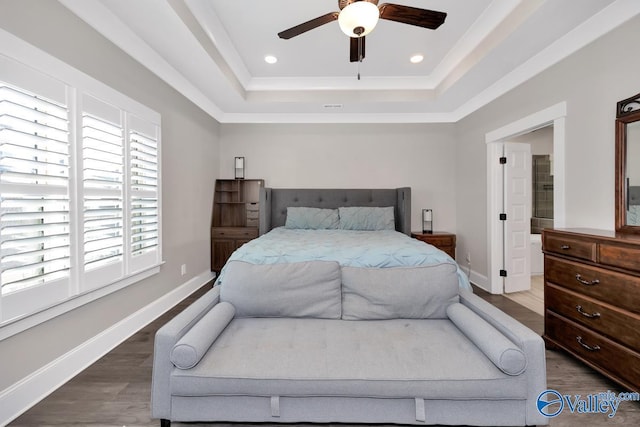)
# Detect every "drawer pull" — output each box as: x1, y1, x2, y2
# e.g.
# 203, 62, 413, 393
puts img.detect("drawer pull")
575, 274, 600, 286
576, 305, 601, 319
576, 336, 601, 351
560, 245, 571, 250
